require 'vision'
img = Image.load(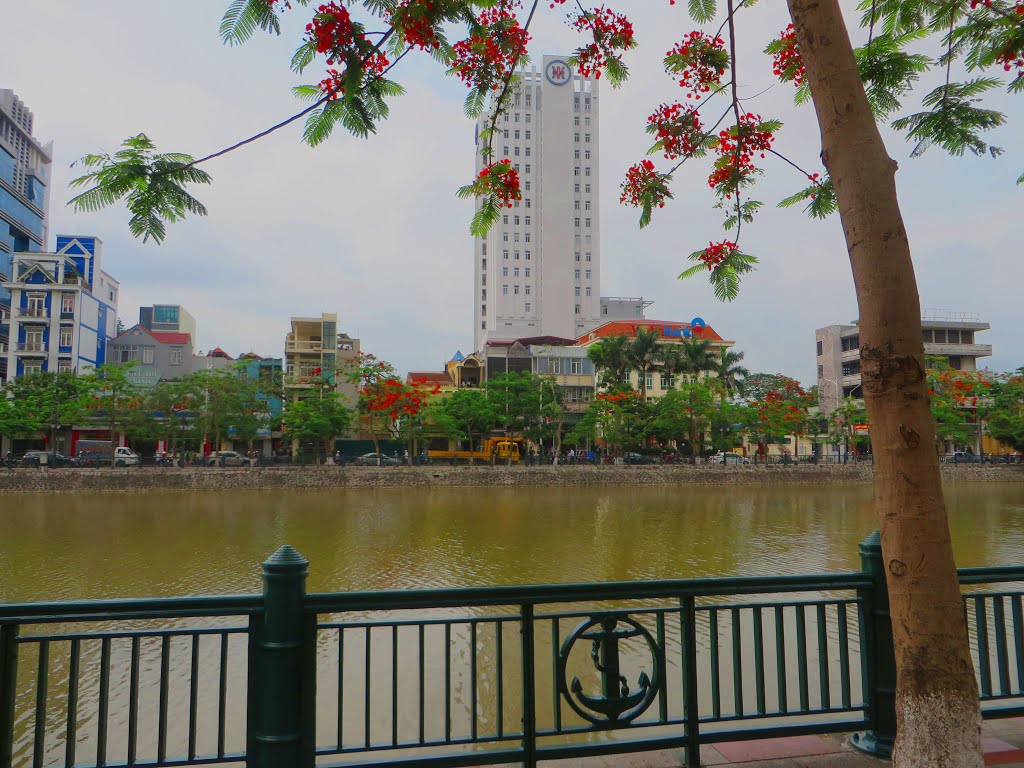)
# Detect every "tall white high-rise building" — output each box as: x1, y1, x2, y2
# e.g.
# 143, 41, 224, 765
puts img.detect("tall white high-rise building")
473, 55, 601, 351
